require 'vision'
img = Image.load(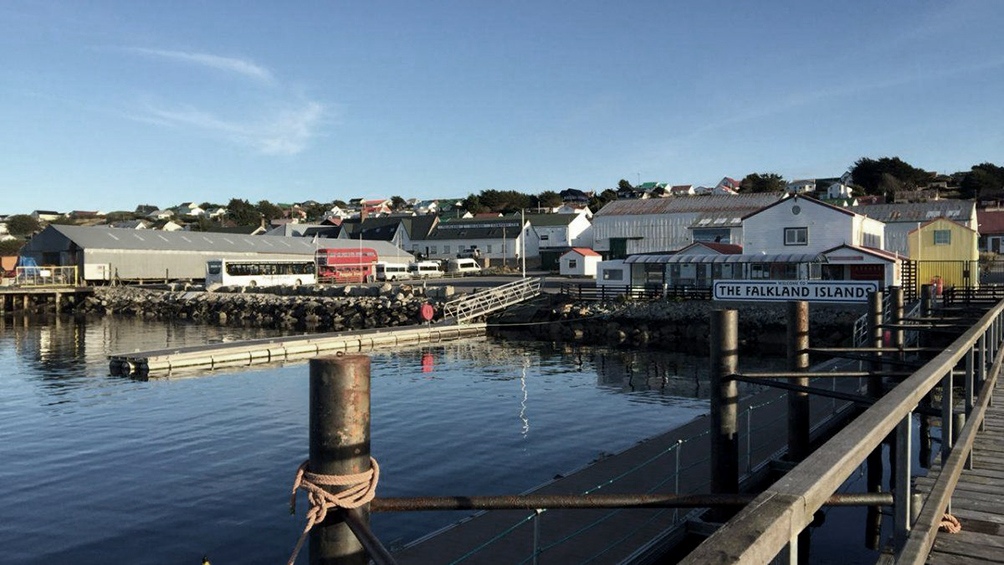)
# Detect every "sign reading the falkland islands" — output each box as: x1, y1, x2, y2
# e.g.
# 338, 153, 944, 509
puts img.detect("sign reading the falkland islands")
713, 280, 879, 303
